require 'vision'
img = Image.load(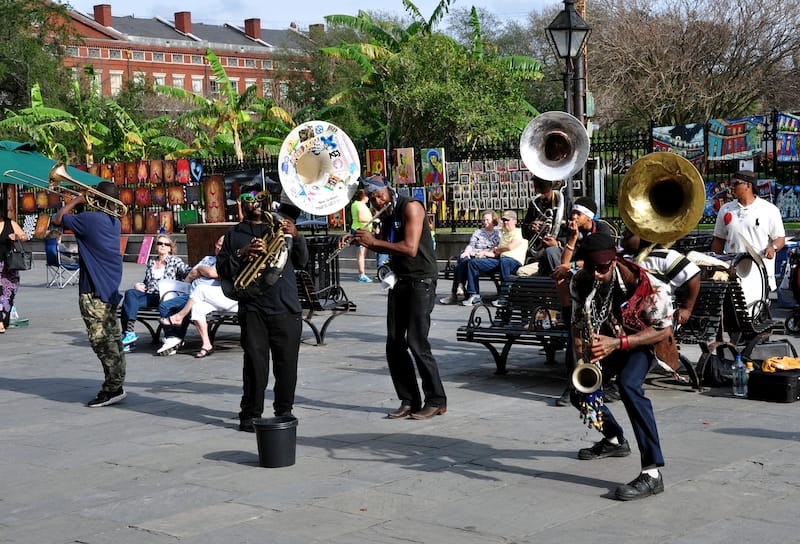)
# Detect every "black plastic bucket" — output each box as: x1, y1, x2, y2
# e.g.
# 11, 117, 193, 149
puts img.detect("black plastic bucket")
253, 416, 298, 468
